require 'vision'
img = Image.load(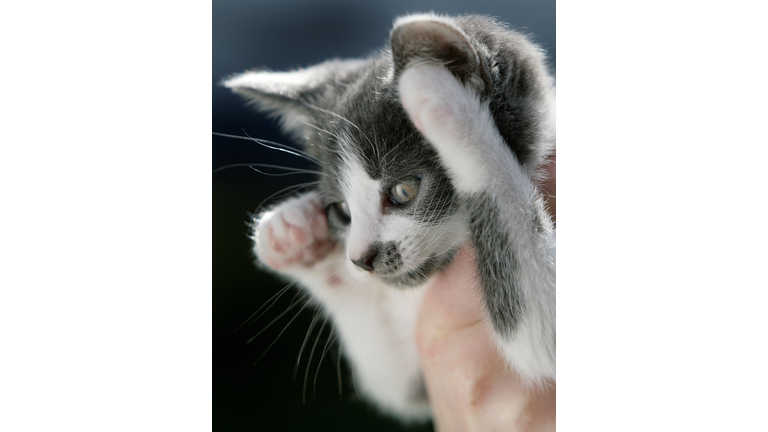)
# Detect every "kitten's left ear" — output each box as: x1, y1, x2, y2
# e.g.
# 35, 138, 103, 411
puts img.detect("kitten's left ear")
222, 59, 366, 142
390, 14, 491, 94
